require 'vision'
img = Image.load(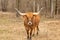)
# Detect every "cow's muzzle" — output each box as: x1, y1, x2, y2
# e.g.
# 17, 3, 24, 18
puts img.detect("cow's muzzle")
28, 21, 32, 25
